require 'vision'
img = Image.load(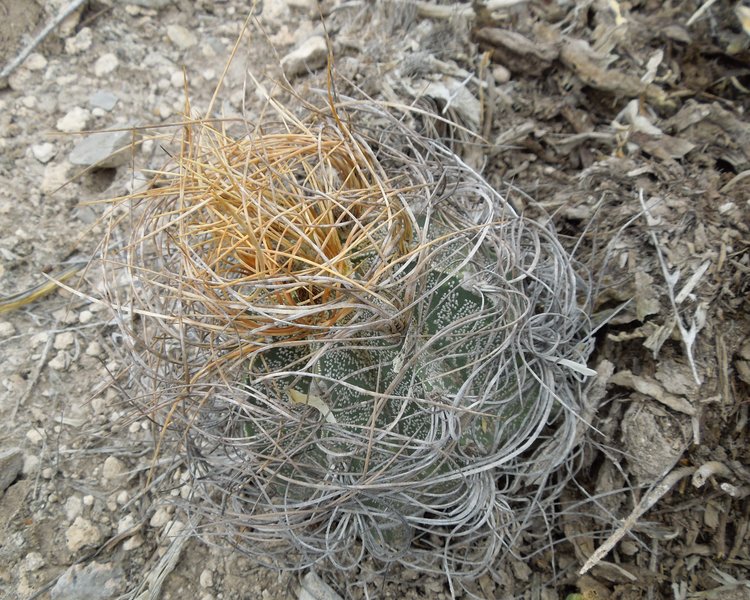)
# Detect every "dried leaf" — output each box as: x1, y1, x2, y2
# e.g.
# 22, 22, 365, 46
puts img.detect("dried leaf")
559, 39, 670, 107
633, 133, 696, 160
474, 27, 558, 75
610, 369, 697, 415
635, 271, 661, 321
